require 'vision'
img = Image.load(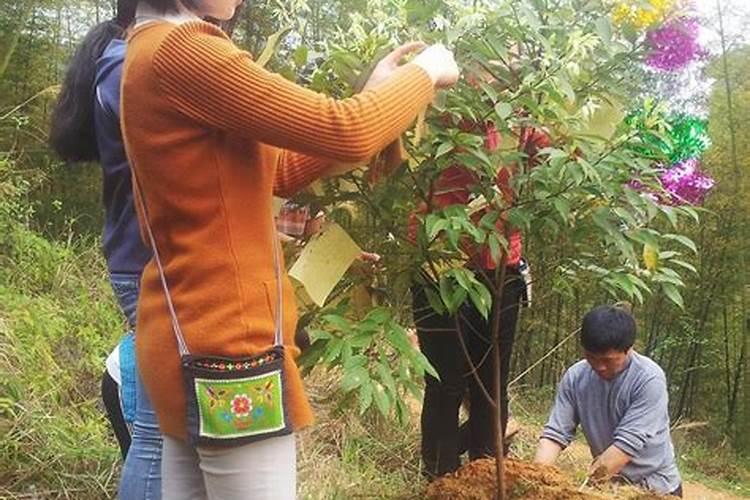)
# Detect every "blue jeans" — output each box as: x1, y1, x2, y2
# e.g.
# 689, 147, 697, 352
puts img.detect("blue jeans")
111, 273, 163, 500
